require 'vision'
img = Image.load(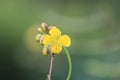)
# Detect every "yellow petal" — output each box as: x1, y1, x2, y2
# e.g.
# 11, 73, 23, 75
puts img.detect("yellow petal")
58, 35, 71, 47
51, 44, 62, 54
49, 26, 61, 37
43, 34, 52, 45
